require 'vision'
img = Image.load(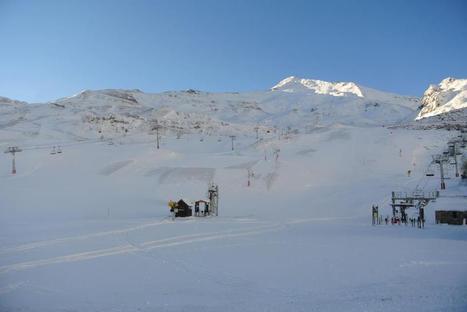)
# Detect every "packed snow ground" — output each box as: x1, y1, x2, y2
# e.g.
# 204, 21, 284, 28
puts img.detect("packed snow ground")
1, 125, 466, 312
